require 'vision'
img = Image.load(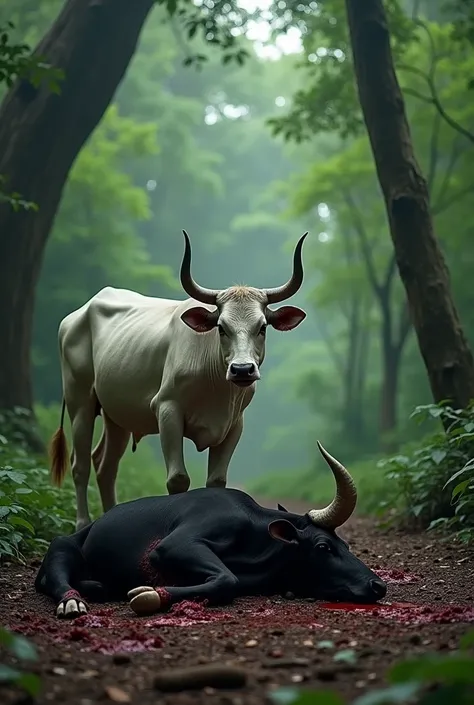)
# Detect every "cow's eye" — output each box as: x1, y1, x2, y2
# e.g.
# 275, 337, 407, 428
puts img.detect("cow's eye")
259, 324, 267, 336
318, 543, 332, 552
218, 324, 226, 337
